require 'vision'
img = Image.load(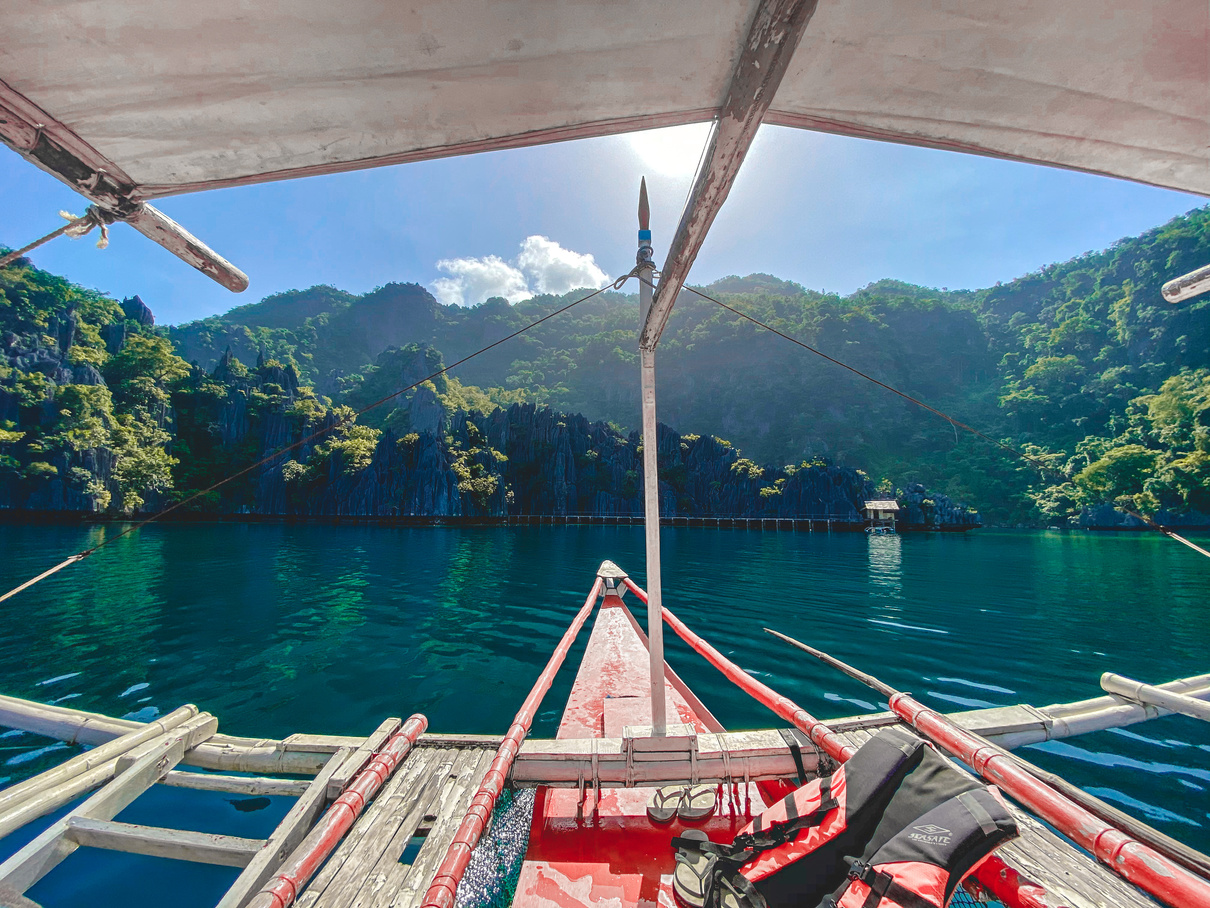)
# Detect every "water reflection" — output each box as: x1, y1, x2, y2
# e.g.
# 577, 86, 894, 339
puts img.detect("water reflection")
866, 534, 902, 599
